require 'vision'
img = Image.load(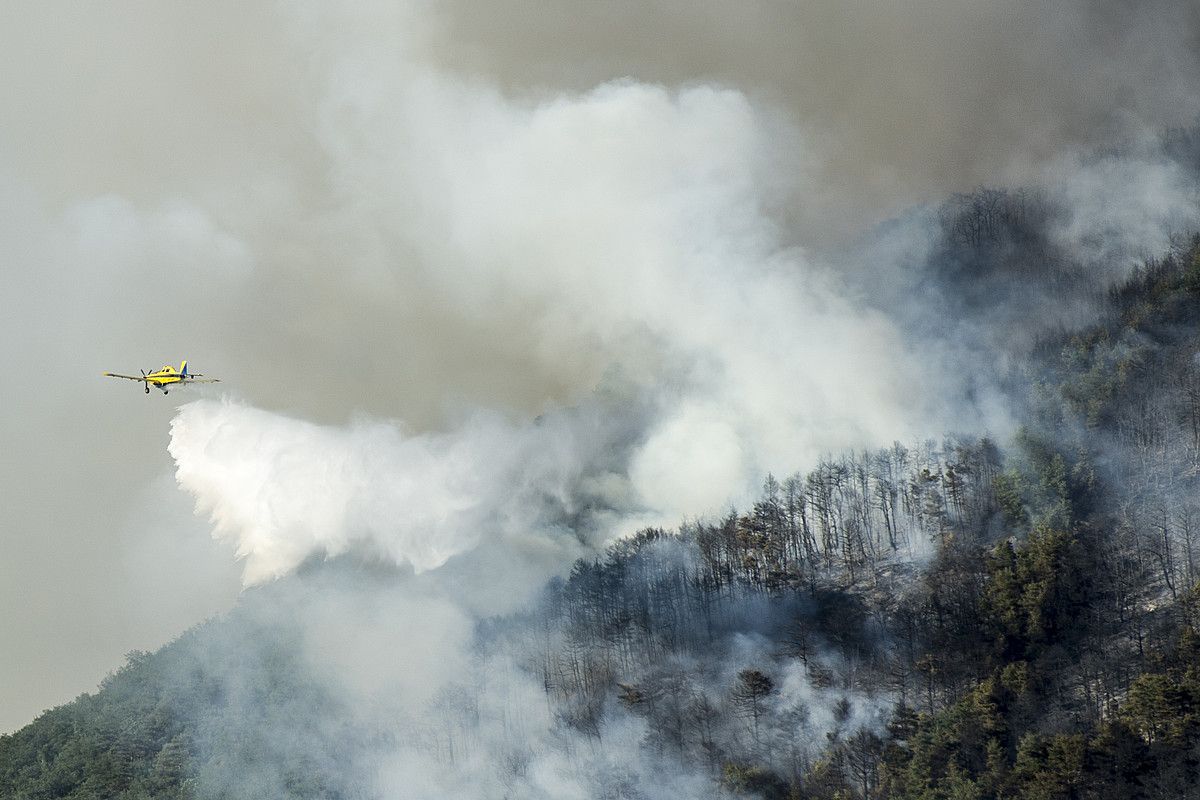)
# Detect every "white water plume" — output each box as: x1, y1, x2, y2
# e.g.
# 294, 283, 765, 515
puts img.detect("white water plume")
168, 398, 649, 585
